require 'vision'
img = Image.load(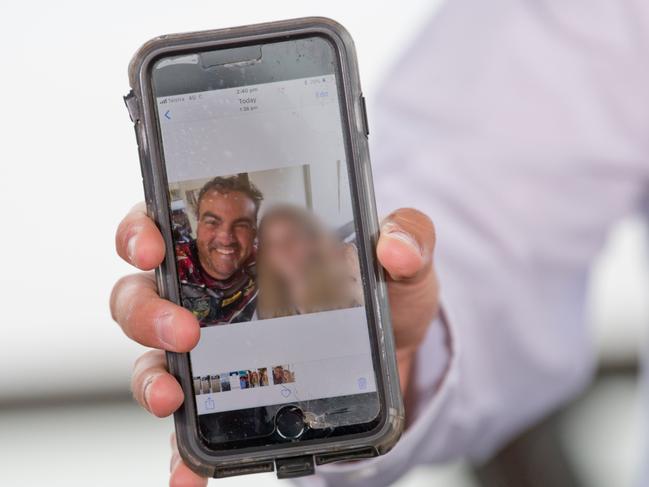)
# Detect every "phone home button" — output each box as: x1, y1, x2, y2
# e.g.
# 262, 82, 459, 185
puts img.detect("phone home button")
275, 405, 306, 440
